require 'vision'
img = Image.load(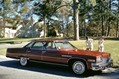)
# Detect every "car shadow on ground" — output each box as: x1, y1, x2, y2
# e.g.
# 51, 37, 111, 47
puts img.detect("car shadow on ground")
0, 60, 118, 78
